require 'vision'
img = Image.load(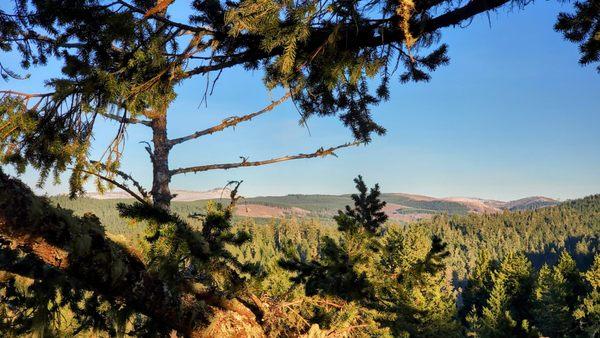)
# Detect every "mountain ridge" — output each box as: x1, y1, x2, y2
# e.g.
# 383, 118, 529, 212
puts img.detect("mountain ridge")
79, 189, 560, 220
